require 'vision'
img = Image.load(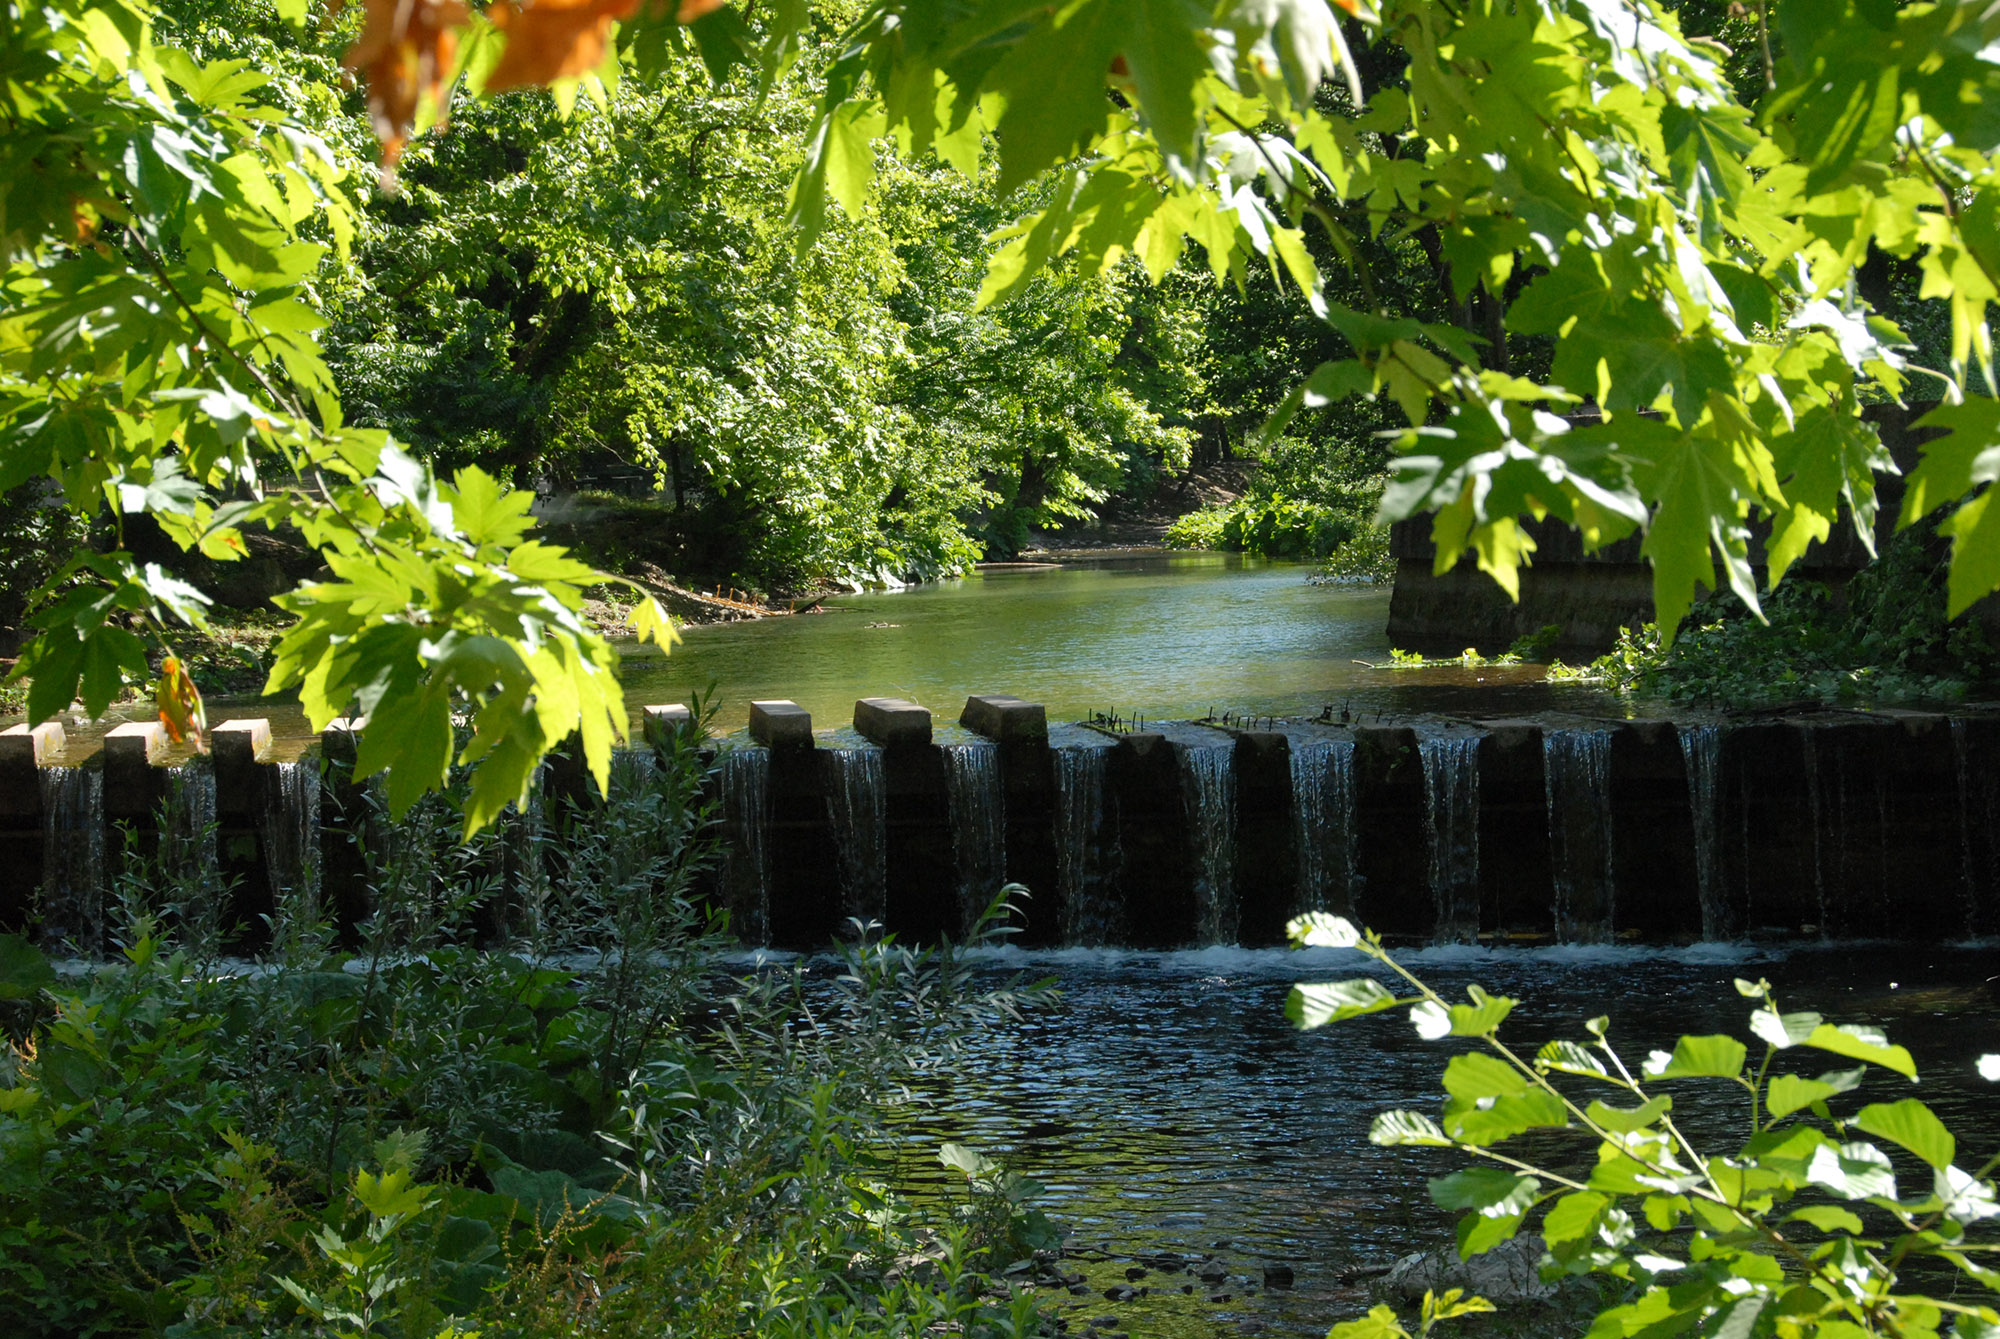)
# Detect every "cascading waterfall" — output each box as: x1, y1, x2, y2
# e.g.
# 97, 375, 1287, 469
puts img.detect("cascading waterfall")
1289, 737, 1357, 915
824, 747, 887, 926
1678, 724, 1734, 939
1177, 745, 1238, 945
39, 766, 104, 955
1055, 745, 1113, 946
1418, 734, 1481, 944
942, 742, 1005, 935
720, 747, 772, 944
263, 760, 323, 953
1543, 729, 1615, 942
